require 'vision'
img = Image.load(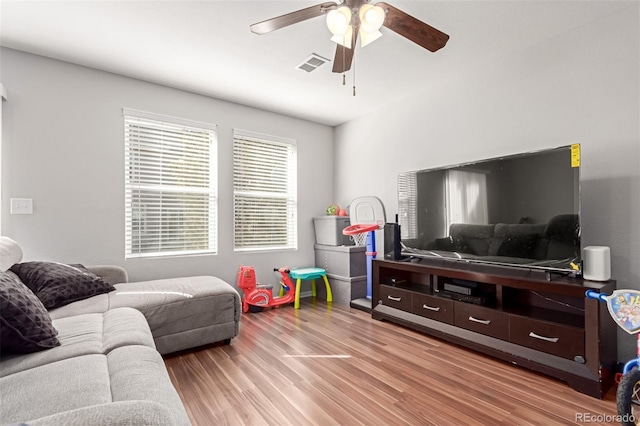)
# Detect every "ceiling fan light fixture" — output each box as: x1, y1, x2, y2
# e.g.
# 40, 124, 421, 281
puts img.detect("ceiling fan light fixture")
359, 28, 382, 47
326, 6, 352, 36
330, 25, 353, 48
358, 4, 385, 33
250, 1, 449, 79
